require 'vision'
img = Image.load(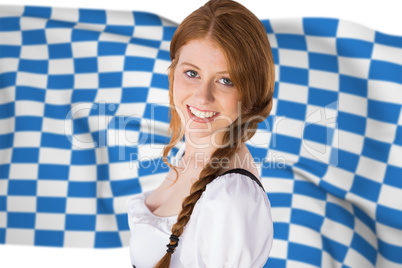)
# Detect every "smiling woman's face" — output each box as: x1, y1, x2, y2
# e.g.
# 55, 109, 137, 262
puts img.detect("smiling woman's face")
172, 38, 240, 145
